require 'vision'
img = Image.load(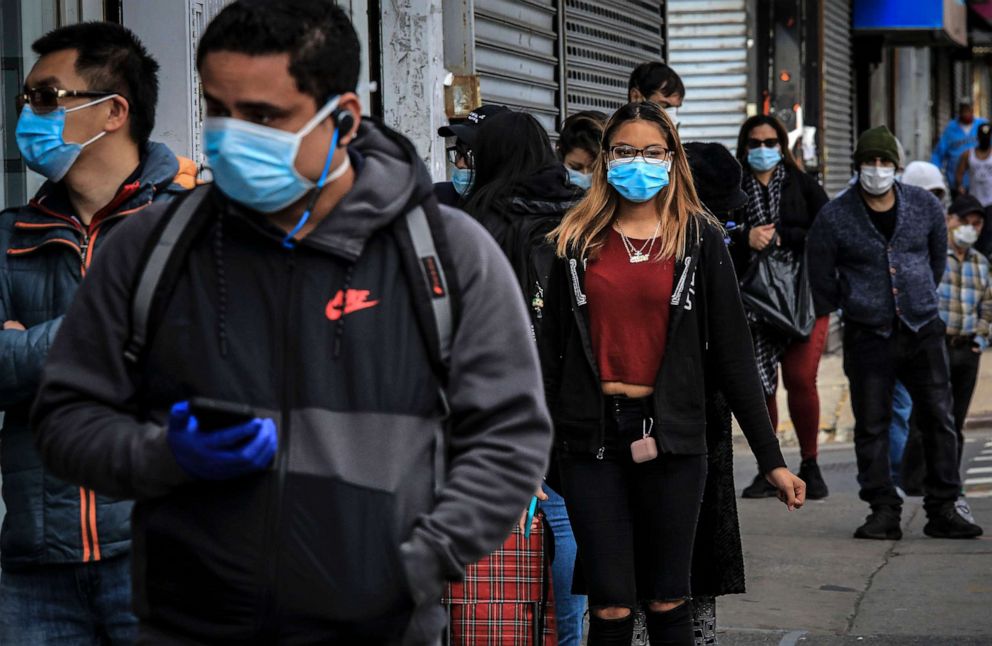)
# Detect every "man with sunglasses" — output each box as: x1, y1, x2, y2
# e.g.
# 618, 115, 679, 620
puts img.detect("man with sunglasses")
0, 22, 193, 643
435, 104, 508, 206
